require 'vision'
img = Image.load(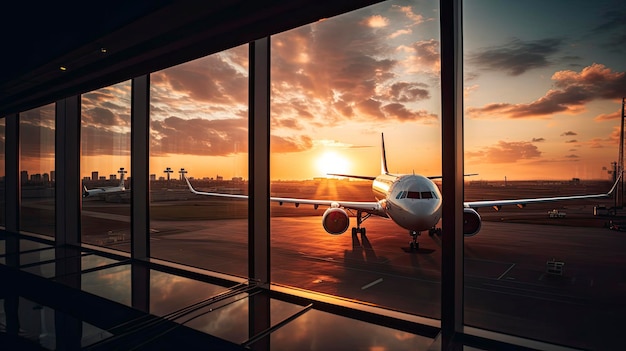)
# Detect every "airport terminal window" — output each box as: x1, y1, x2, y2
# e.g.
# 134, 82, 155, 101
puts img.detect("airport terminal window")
270, 0, 442, 319
463, 1, 626, 349
19, 104, 55, 237
80, 81, 132, 252
149, 45, 249, 277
